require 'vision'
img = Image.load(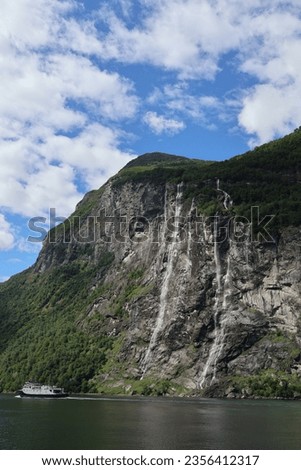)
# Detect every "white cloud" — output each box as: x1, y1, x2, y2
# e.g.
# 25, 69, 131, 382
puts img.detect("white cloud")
39, 124, 135, 191
239, 82, 301, 145
165, 86, 221, 120
0, 214, 15, 250
143, 112, 185, 135
99, 0, 301, 143
0, 0, 99, 54
238, 21, 301, 144
147, 83, 222, 130
43, 54, 138, 121
16, 236, 43, 254
0, 0, 138, 221
0, 124, 135, 217
99, 0, 237, 79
